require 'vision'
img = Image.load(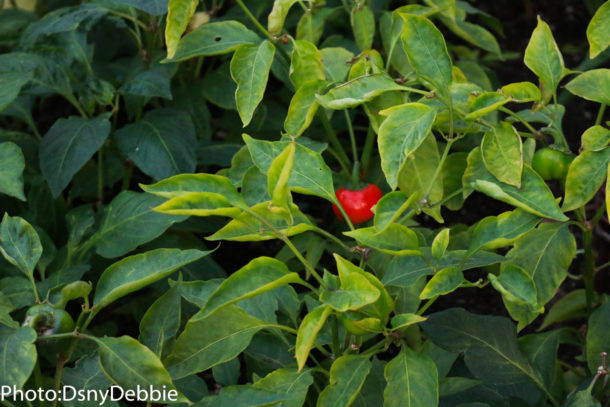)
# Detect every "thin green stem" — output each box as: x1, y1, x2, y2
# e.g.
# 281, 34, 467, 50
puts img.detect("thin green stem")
591, 202, 607, 227
417, 296, 438, 316
582, 226, 596, 317
360, 125, 375, 176
596, 260, 610, 273
28, 275, 40, 303
313, 226, 353, 253
360, 339, 388, 358
428, 187, 464, 208
108, 10, 148, 29
595, 104, 606, 126
344, 110, 360, 183
499, 106, 538, 133
318, 110, 351, 170
422, 138, 454, 202
333, 200, 356, 231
